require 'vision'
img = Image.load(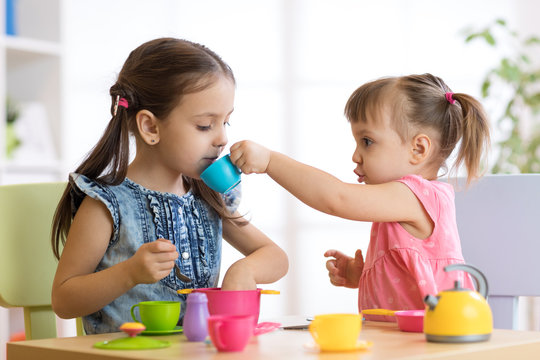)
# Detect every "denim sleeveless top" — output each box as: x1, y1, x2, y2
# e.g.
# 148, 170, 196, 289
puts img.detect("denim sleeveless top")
69, 173, 241, 334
